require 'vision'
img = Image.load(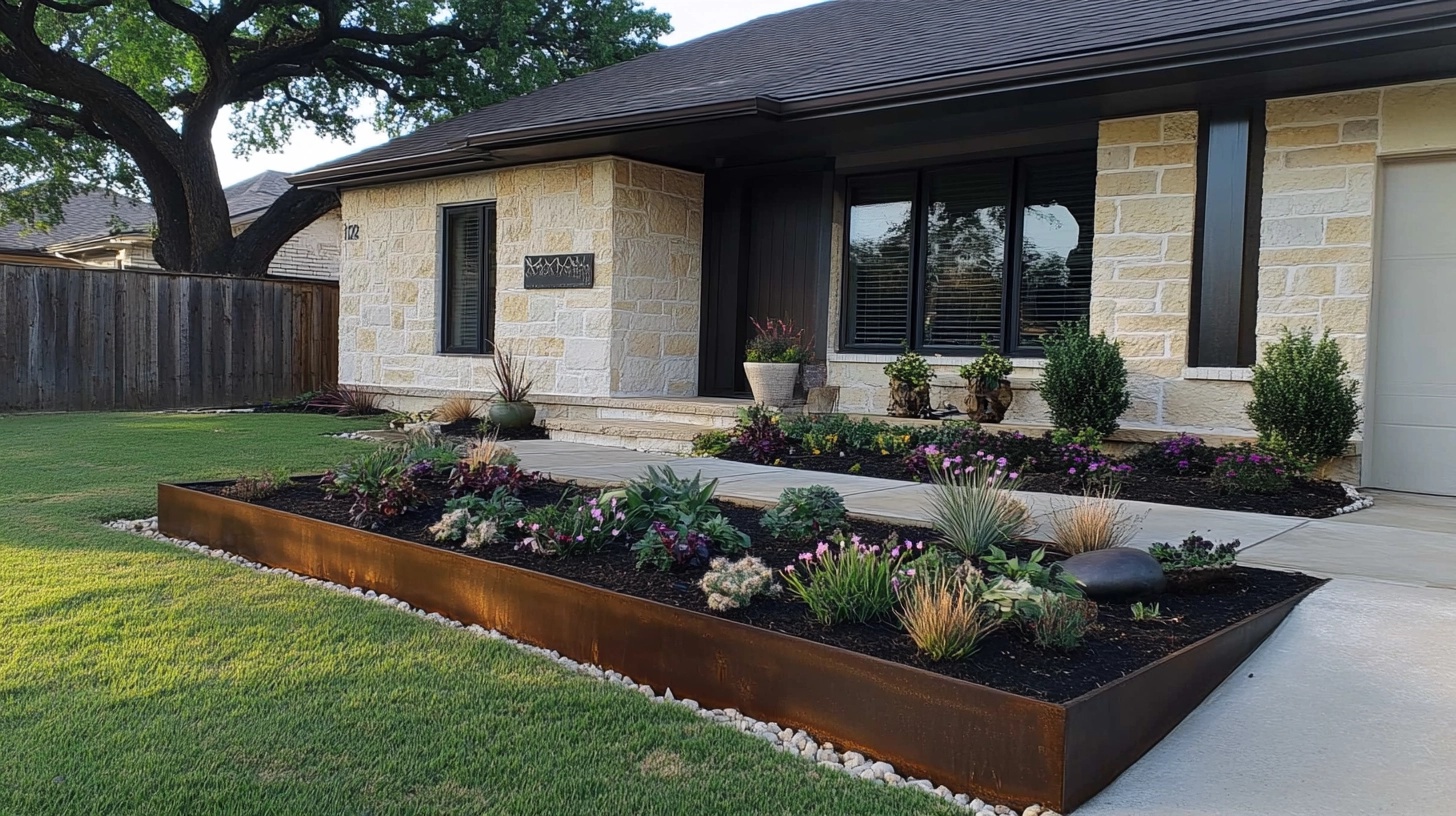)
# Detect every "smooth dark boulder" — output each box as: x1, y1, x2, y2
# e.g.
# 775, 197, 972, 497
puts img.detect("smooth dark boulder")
1060, 548, 1167, 601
